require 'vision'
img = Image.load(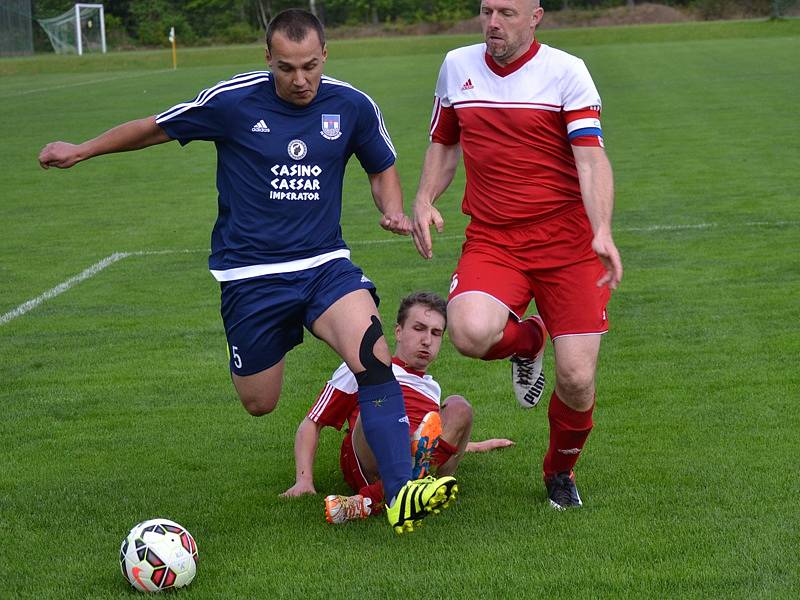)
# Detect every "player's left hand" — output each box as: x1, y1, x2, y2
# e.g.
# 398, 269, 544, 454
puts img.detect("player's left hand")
380, 212, 412, 235
592, 231, 623, 290
466, 438, 515, 452
411, 201, 444, 259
